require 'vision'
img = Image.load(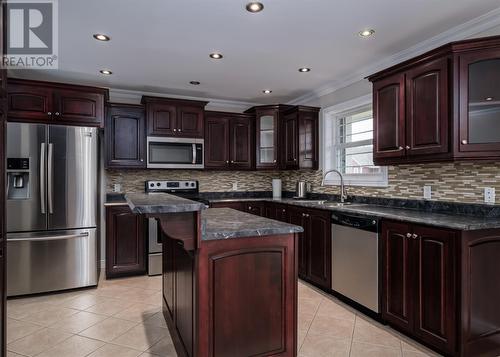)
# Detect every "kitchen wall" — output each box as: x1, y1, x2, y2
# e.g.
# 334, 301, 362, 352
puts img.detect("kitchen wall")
106, 160, 500, 204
